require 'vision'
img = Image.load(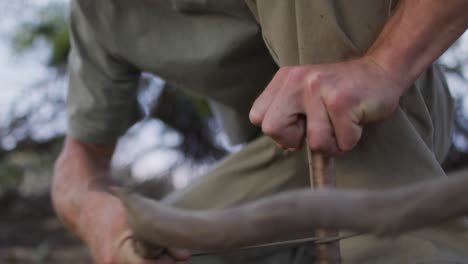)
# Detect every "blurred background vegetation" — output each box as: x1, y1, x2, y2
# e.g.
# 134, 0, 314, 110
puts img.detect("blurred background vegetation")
0, 1, 228, 262
0, 1, 466, 263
